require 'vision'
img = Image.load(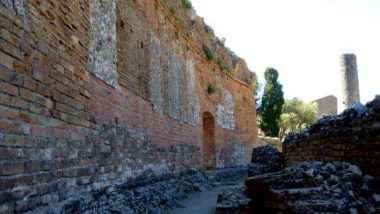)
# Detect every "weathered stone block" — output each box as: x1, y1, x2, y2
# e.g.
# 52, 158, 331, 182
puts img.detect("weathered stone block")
217, 89, 235, 130
88, 0, 118, 87
168, 52, 184, 122
186, 58, 200, 125
150, 35, 162, 113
